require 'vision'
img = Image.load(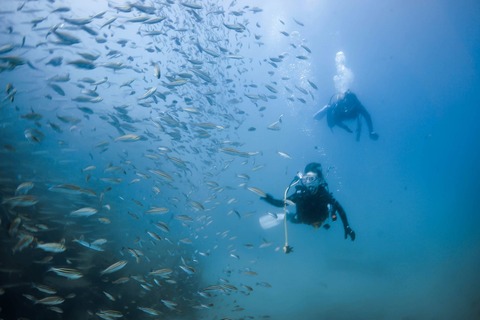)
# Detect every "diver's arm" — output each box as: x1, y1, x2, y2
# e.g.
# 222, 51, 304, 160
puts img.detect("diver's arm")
358, 105, 374, 133
331, 197, 356, 241
260, 193, 286, 207
357, 104, 378, 140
